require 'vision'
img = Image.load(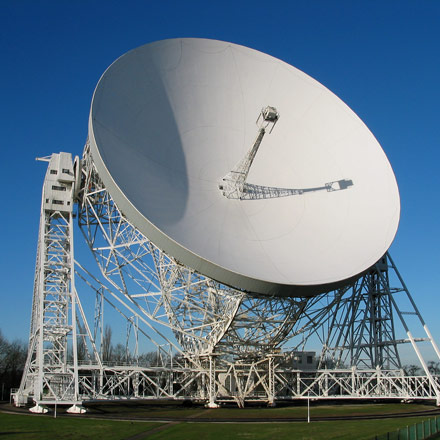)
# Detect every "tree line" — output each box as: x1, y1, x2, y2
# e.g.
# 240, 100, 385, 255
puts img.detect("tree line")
0, 330, 27, 401
84, 325, 164, 366
0, 326, 163, 401
404, 361, 440, 375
